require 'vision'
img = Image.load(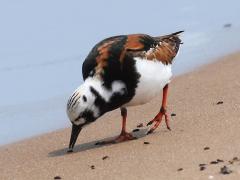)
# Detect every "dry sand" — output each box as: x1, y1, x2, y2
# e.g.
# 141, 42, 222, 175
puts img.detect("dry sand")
1, 53, 240, 180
